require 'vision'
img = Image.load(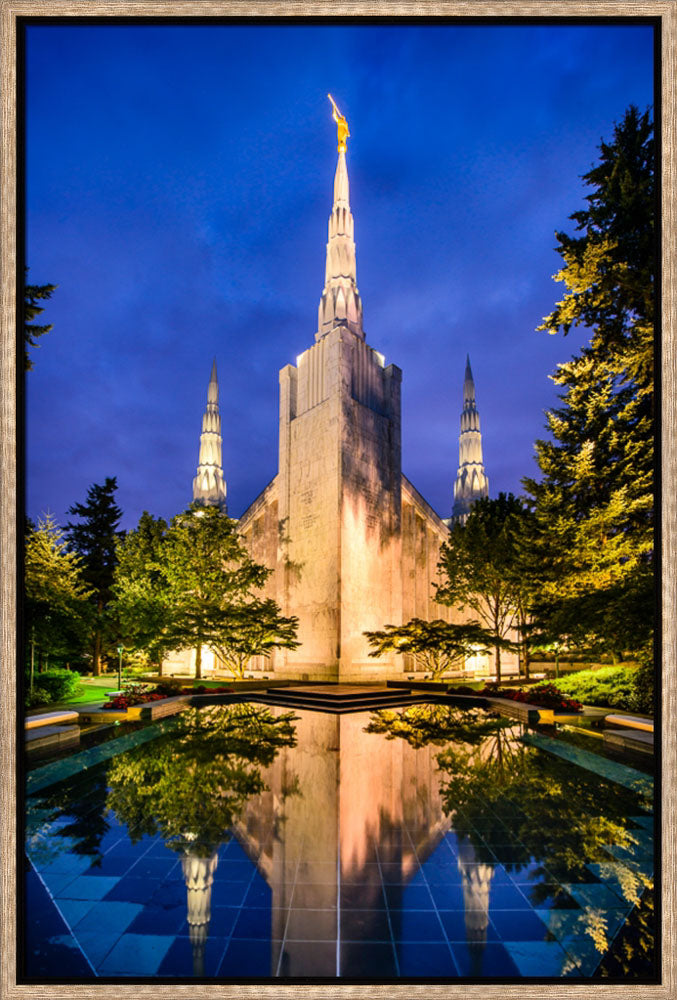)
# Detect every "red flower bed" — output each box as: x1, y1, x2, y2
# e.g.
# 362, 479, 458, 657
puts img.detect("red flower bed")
103, 682, 234, 710
479, 682, 582, 713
